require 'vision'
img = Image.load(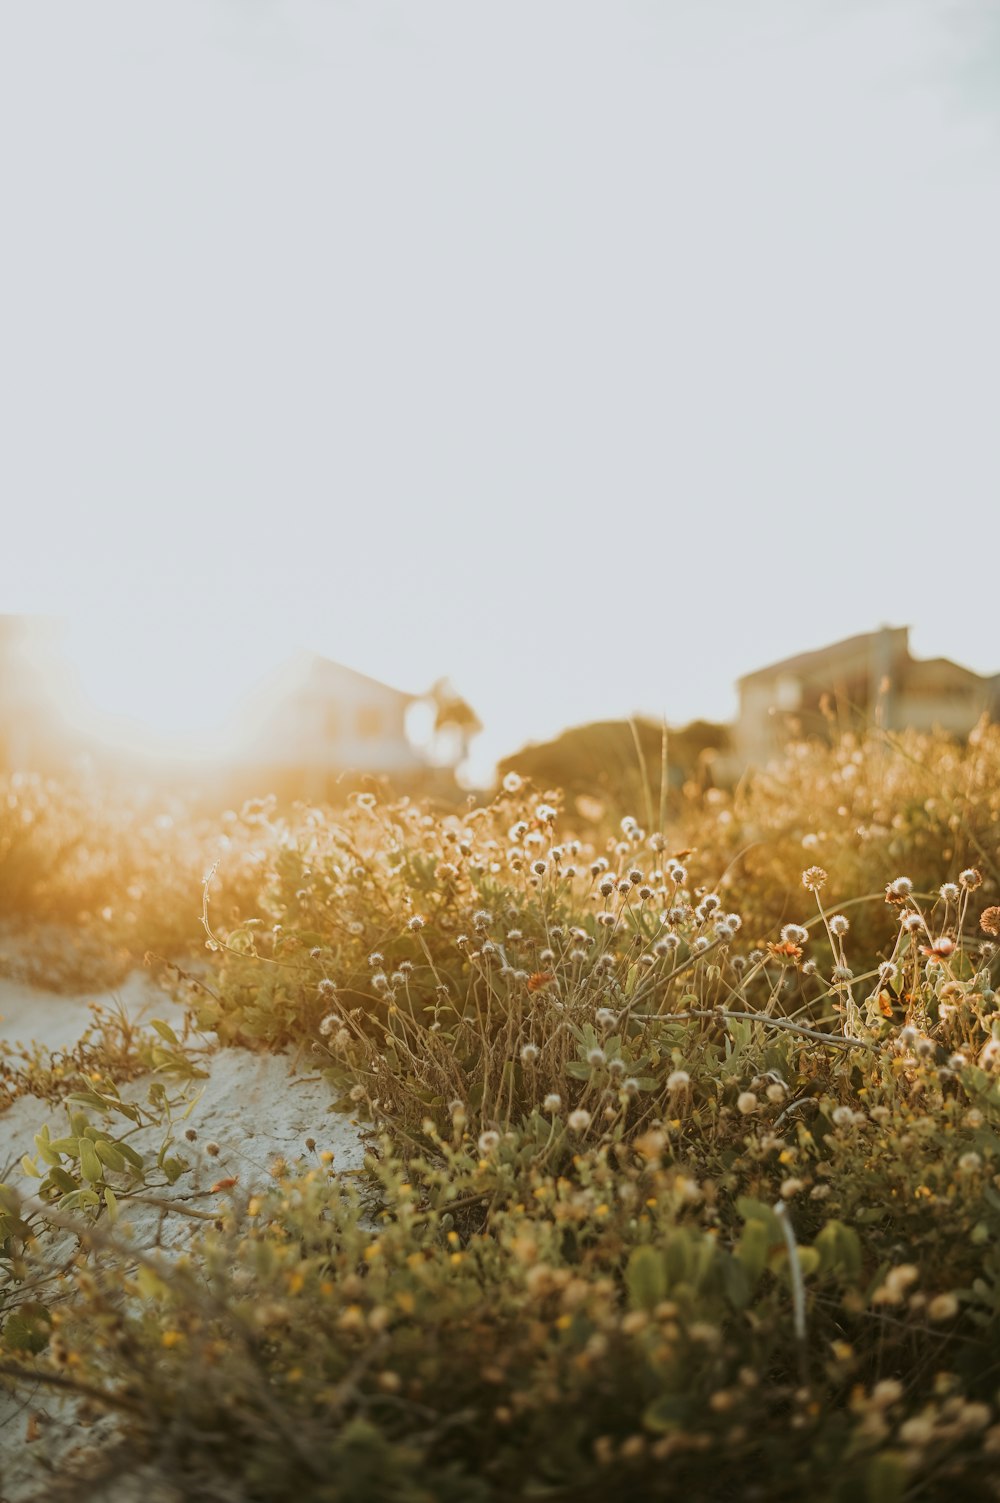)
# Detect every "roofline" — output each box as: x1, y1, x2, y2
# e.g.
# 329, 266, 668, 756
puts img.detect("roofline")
737, 626, 910, 687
